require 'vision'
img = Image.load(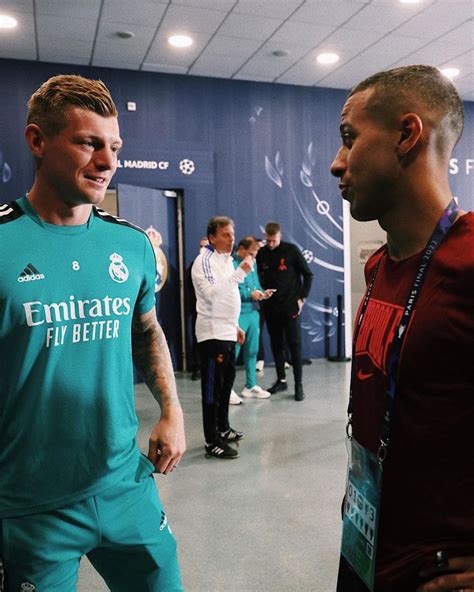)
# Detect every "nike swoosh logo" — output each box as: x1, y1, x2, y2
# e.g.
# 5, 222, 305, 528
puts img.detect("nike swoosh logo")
357, 369, 373, 380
